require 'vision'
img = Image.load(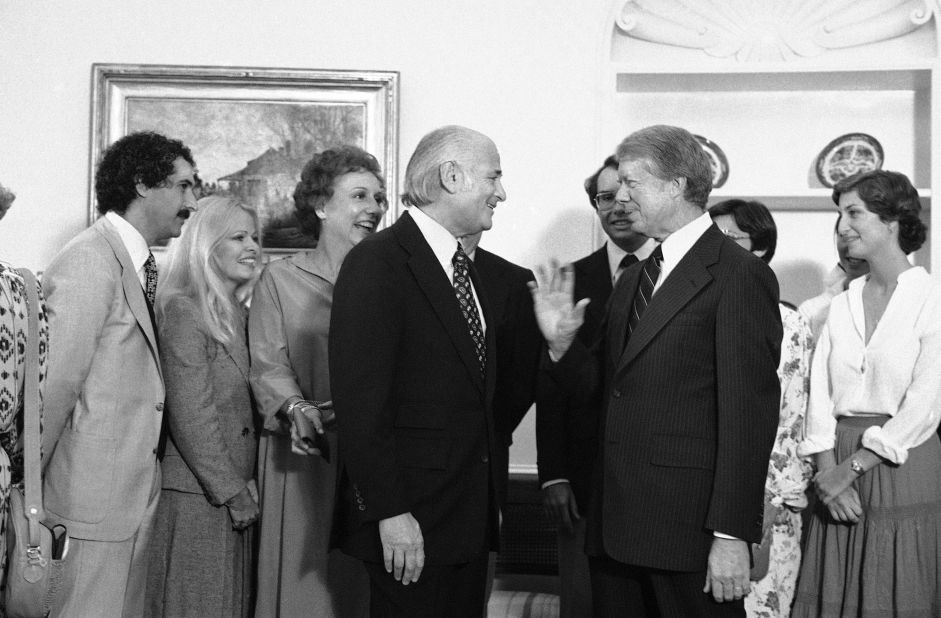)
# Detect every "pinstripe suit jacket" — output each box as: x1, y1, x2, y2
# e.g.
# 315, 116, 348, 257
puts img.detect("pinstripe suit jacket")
549, 224, 781, 571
